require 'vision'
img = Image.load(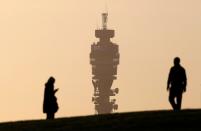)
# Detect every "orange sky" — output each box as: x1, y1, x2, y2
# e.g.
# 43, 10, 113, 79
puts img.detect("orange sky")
0, 0, 201, 122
